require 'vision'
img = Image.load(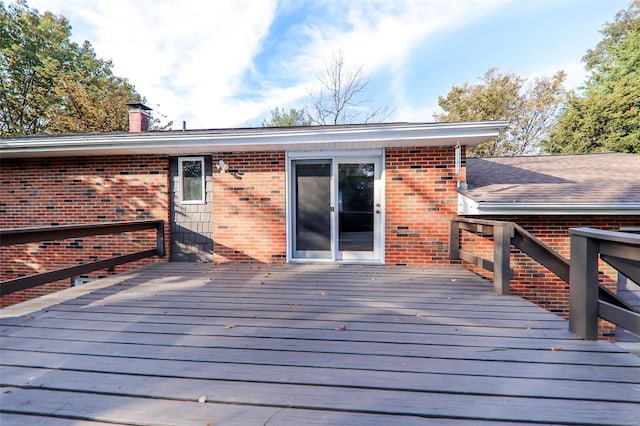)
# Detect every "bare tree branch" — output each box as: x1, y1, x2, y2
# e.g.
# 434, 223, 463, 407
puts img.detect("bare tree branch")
307, 50, 393, 125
